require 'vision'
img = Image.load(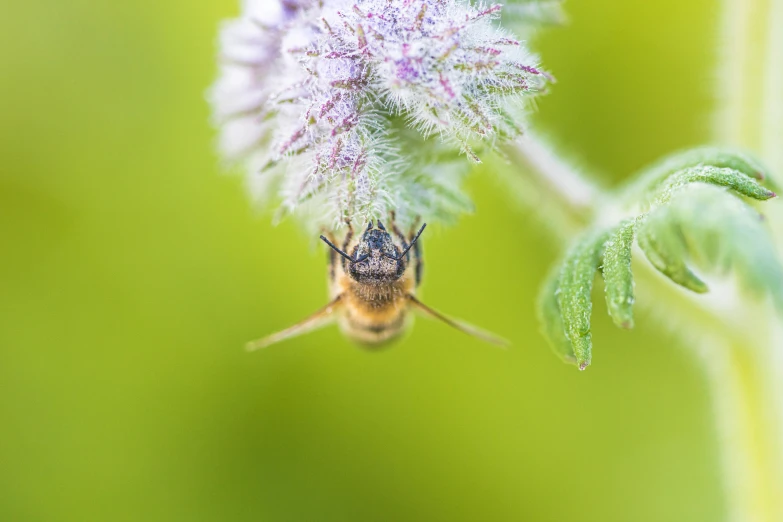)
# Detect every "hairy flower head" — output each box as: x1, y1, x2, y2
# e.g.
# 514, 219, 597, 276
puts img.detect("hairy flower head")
210, 0, 552, 231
